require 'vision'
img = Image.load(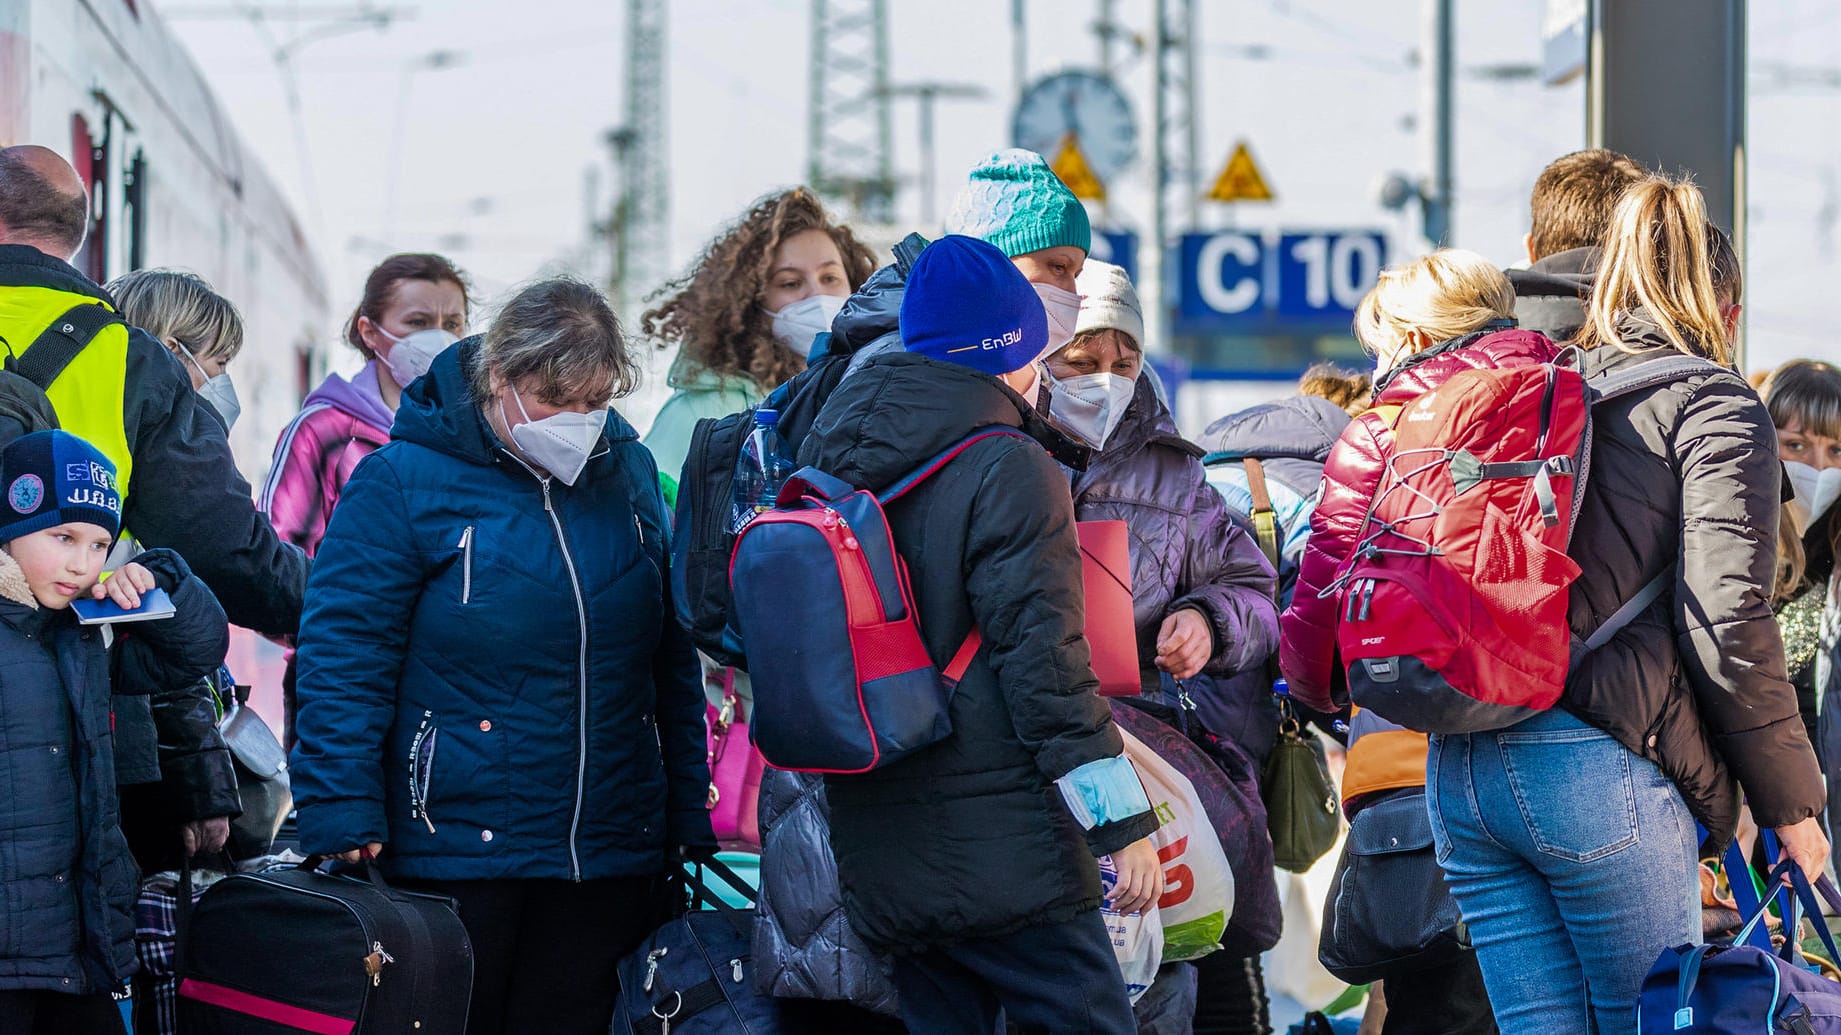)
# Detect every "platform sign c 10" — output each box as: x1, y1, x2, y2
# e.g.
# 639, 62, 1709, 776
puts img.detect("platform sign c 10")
1176, 230, 1386, 334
